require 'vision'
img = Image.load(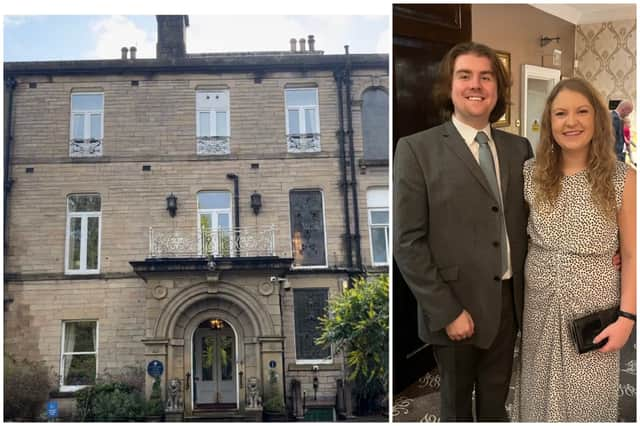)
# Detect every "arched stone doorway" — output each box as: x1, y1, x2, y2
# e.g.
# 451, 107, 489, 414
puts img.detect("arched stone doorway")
145, 280, 284, 418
